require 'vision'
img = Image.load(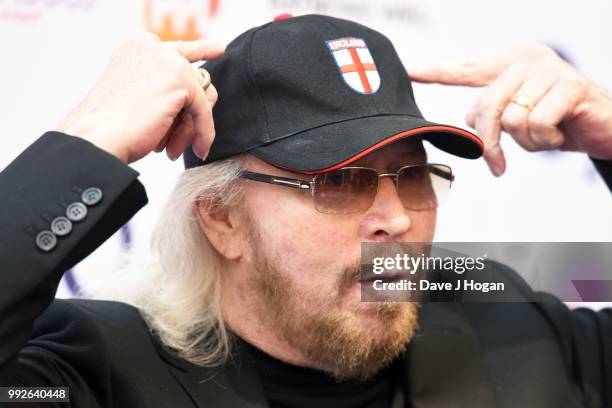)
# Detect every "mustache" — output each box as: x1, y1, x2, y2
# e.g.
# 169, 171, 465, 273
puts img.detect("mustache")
337, 243, 432, 293
337, 261, 363, 294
